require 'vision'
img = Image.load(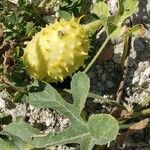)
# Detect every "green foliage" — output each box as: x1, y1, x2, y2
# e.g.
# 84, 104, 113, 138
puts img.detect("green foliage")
92, 1, 109, 19
0, 1, 149, 149
1, 122, 39, 150
0, 0, 41, 40
140, 96, 150, 107
59, 0, 82, 19
1, 72, 119, 150
84, 0, 139, 73
91, 0, 139, 37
